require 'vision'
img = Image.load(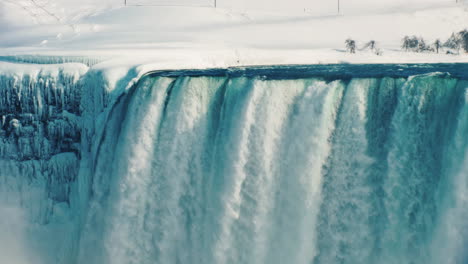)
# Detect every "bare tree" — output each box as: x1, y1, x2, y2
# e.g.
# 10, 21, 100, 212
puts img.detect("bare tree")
444, 32, 461, 53
345, 39, 356, 53
434, 39, 442, 53
402, 36, 419, 51
363, 40, 376, 51
418, 38, 427, 52
402, 36, 411, 51
459, 29, 468, 52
